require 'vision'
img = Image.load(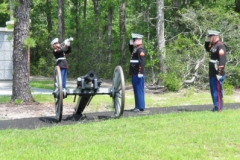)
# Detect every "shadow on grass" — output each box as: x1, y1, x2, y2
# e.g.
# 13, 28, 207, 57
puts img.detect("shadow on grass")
63, 114, 112, 122
39, 113, 112, 124
39, 117, 59, 123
